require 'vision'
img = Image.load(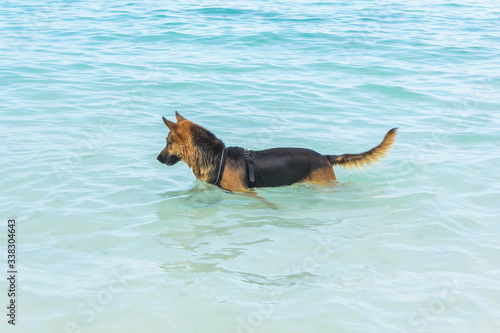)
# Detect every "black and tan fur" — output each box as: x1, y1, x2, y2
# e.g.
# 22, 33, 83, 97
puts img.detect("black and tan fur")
157, 112, 397, 192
